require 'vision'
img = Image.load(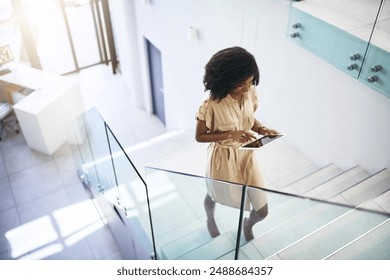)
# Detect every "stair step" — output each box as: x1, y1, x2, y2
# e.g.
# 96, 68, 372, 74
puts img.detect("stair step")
340, 169, 390, 207
326, 219, 390, 259
357, 198, 390, 214
248, 201, 351, 259
255, 138, 316, 189
157, 220, 205, 249
288, 164, 343, 195
266, 189, 297, 208
373, 190, 390, 214
274, 201, 389, 259
270, 164, 319, 190
218, 242, 264, 260
354, 189, 390, 215
177, 232, 236, 260
151, 144, 207, 177
128, 130, 198, 172
313, 166, 370, 200
160, 227, 213, 259
250, 195, 317, 239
